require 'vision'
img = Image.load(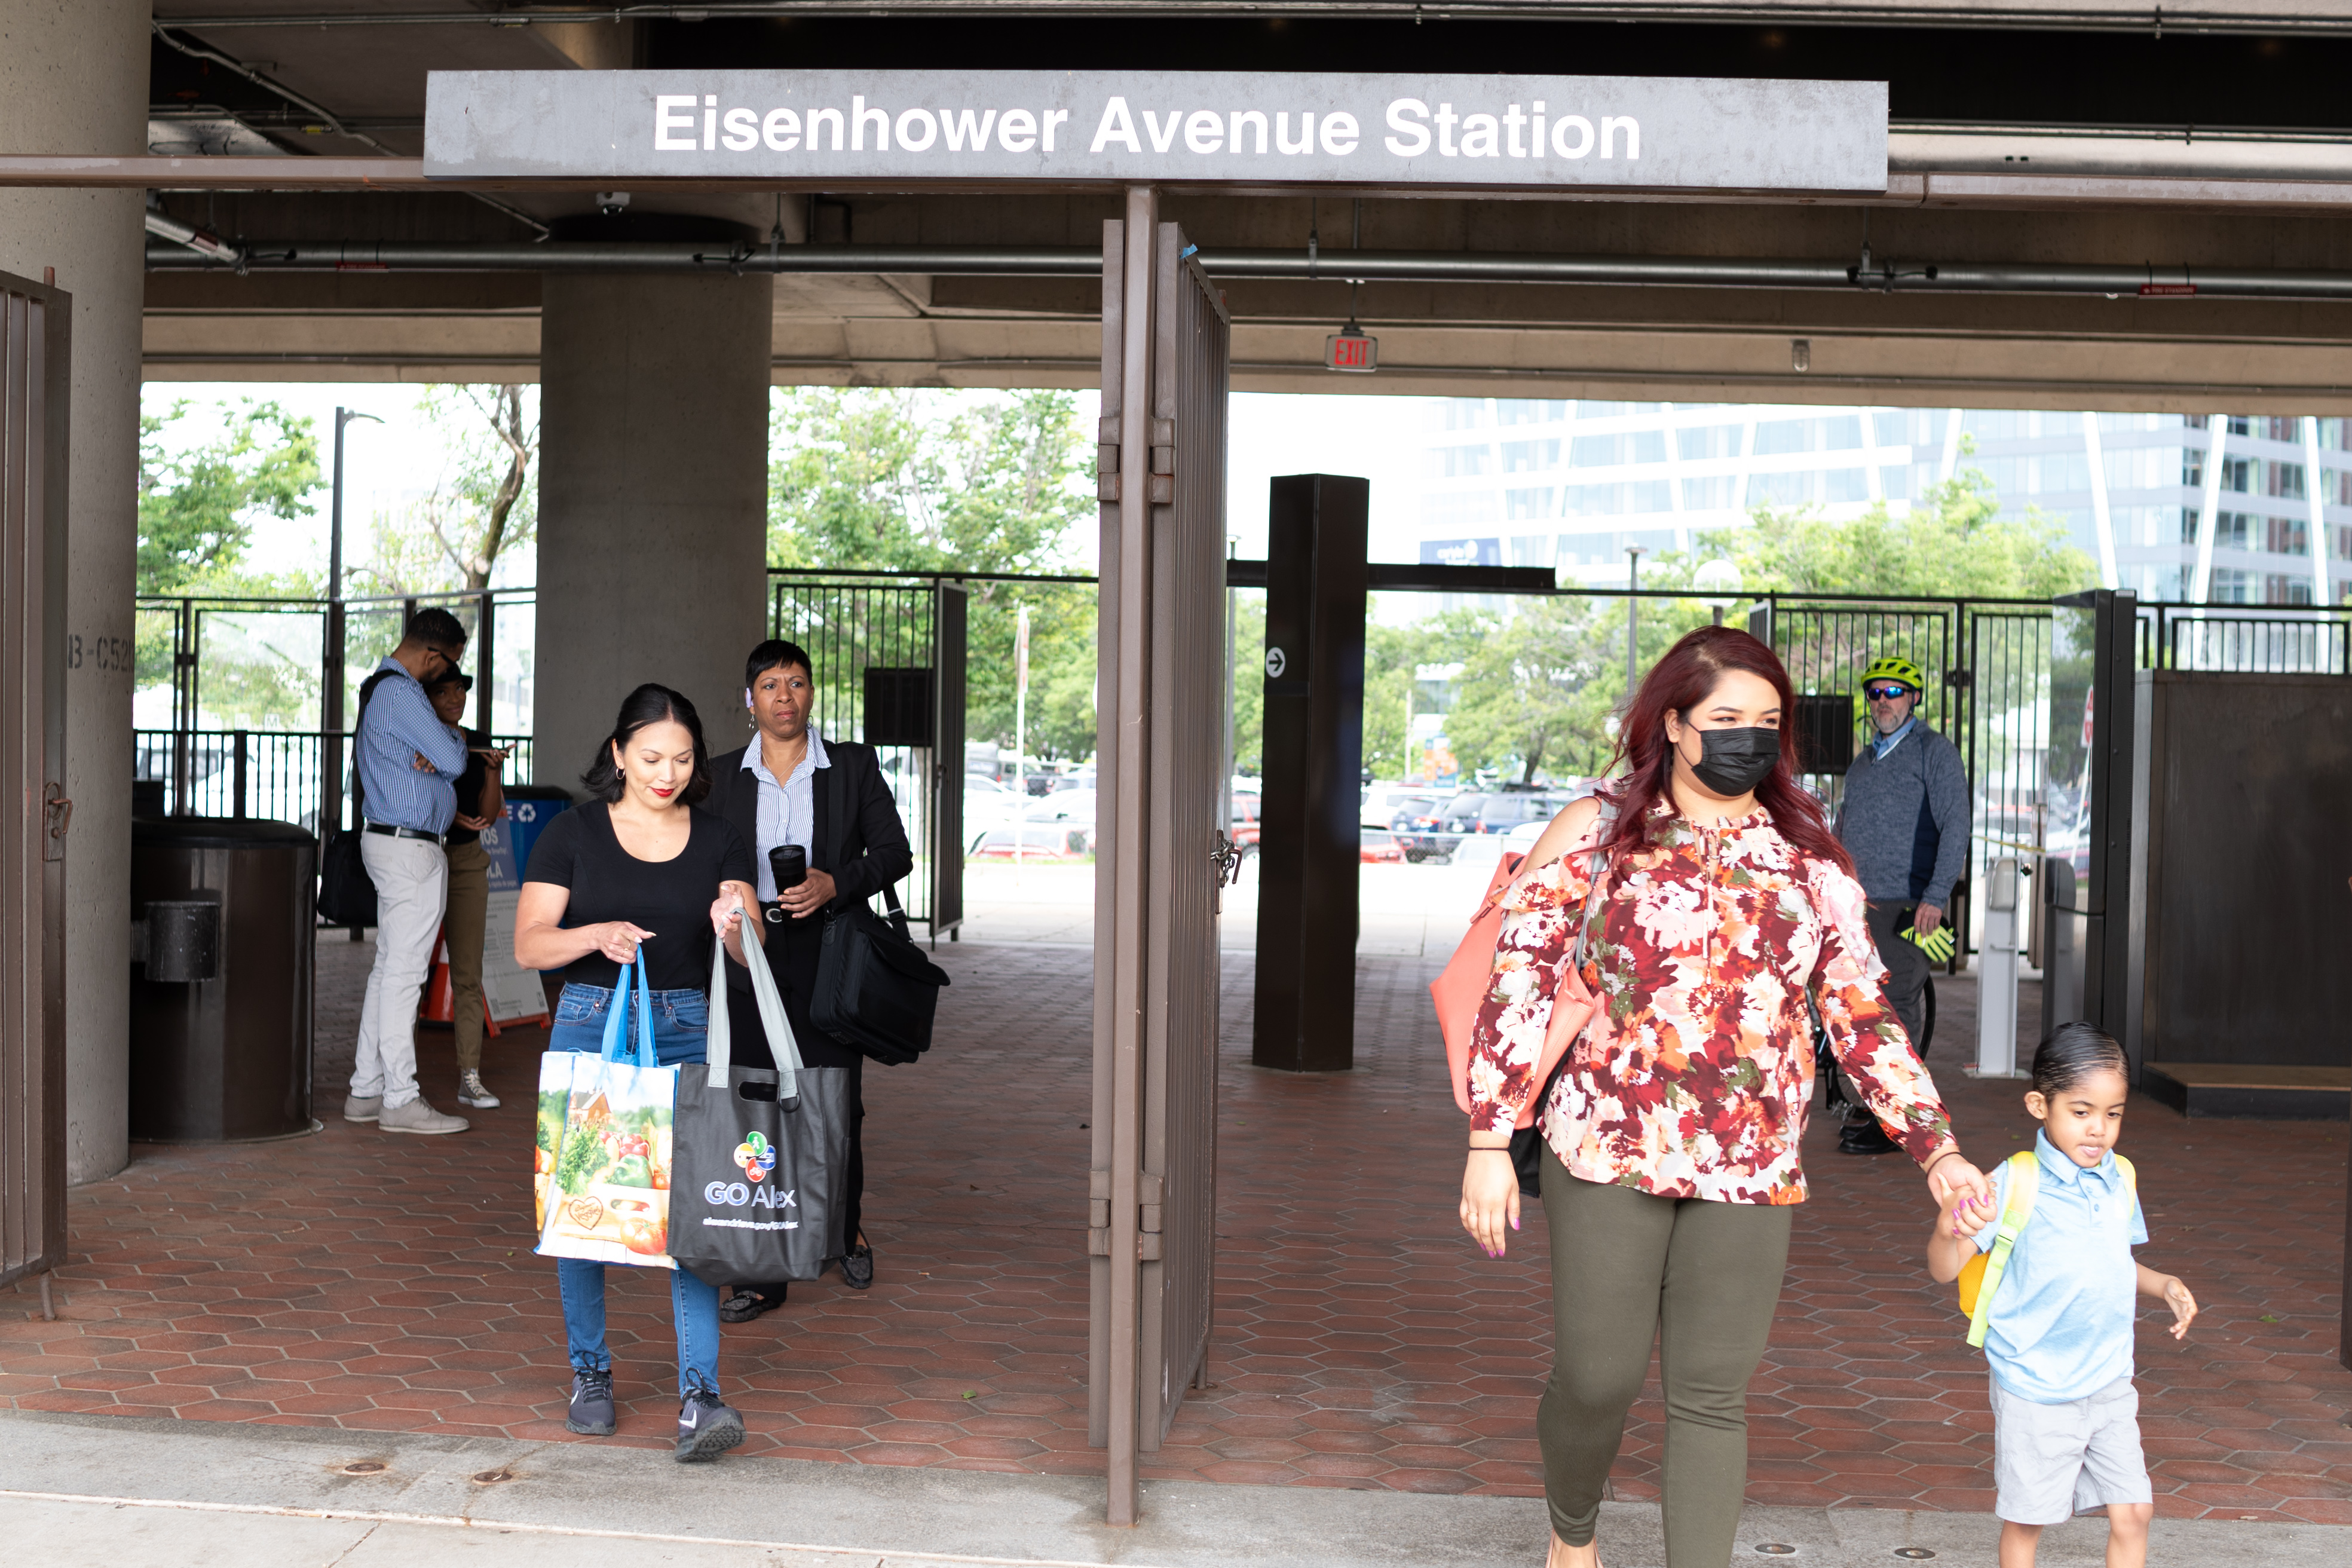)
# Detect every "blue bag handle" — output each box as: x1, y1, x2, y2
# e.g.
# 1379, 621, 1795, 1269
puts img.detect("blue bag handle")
598, 951, 657, 1067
